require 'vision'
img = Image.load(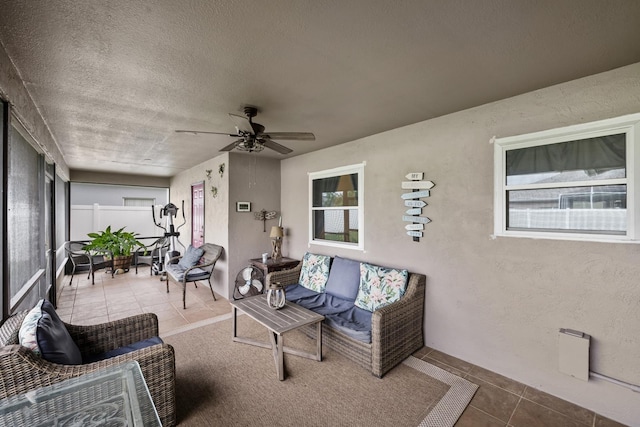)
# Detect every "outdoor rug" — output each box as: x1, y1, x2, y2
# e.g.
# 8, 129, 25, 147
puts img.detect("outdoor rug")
163, 315, 477, 426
